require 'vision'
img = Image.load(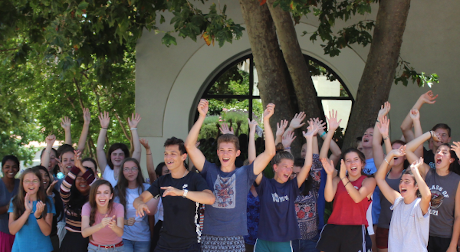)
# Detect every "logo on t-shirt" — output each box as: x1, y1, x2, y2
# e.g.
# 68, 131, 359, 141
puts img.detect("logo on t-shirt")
183, 184, 188, 190
429, 184, 449, 216
212, 174, 236, 208
271, 193, 289, 203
